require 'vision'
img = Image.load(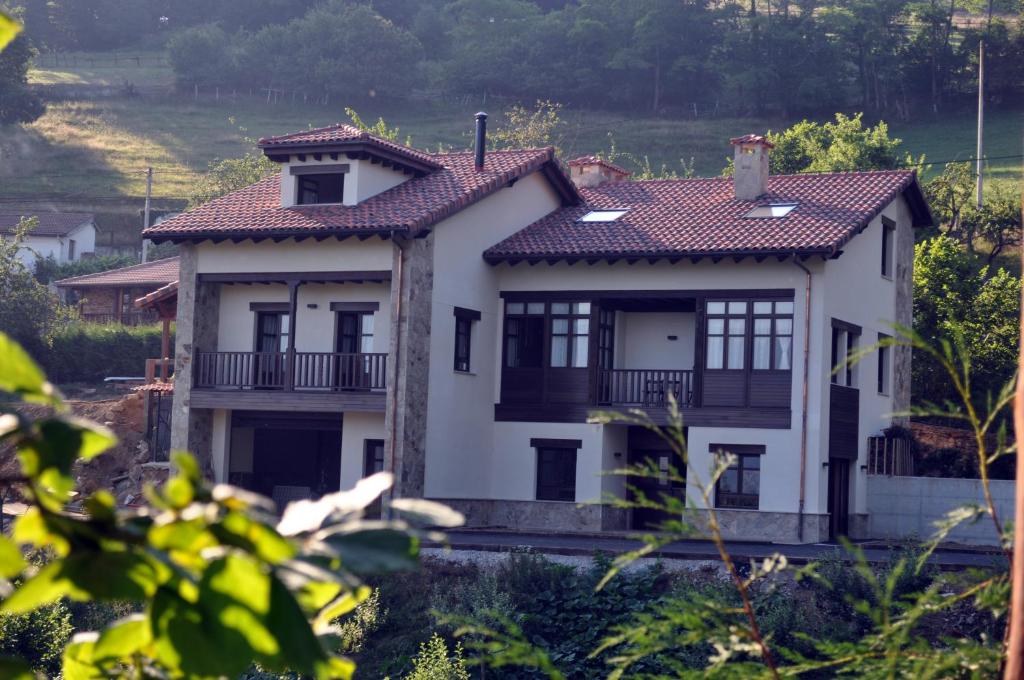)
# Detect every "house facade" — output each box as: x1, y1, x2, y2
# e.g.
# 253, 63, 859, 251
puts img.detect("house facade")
1, 212, 96, 269
145, 120, 930, 543
55, 256, 179, 325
